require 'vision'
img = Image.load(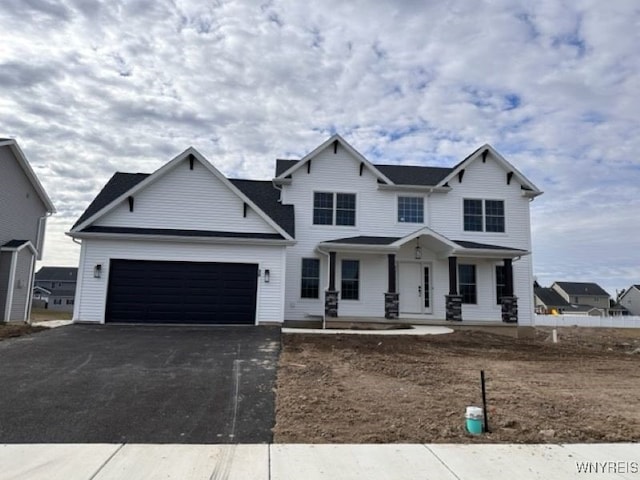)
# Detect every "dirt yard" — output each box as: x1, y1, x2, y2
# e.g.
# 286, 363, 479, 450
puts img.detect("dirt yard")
274, 327, 640, 443
0, 323, 47, 340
